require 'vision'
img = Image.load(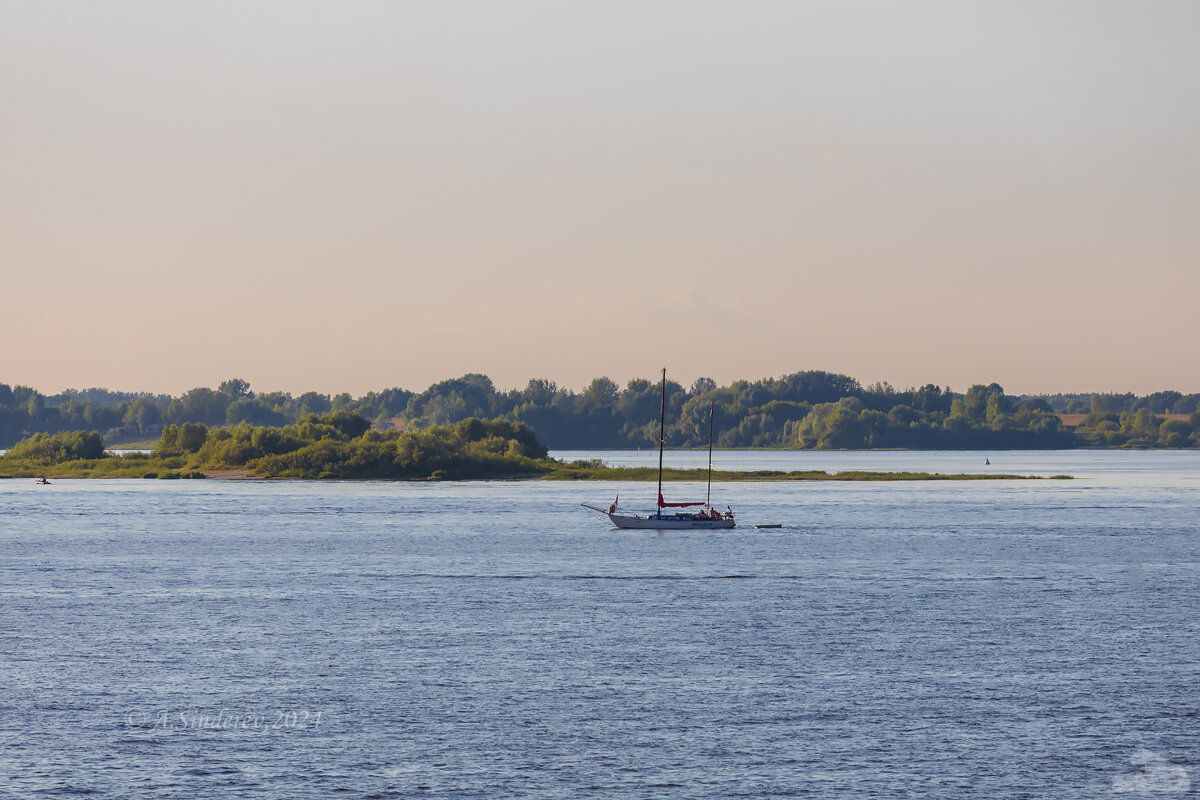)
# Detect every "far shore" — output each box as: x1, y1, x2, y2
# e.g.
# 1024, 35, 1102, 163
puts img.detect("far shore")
2, 465, 1070, 482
